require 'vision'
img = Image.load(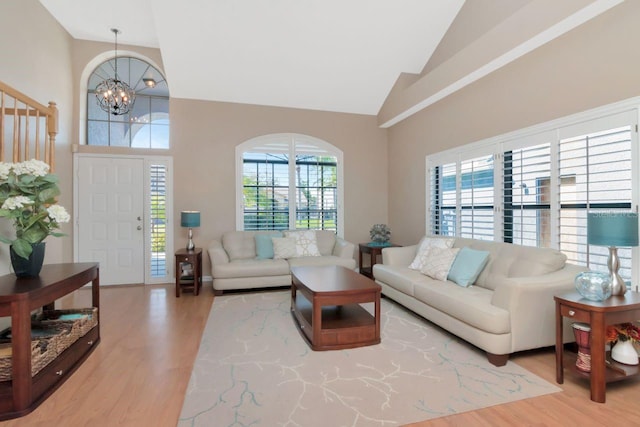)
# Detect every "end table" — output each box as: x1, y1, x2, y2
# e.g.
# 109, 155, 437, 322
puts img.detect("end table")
555, 291, 640, 403
358, 242, 399, 279
175, 248, 202, 297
